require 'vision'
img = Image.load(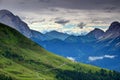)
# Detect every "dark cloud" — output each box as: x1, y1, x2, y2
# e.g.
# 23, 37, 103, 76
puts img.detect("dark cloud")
30, 19, 45, 24
0, 0, 120, 11
77, 22, 86, 29
19, 1, 26, 5
38, 0, 50, 3
104, 6, 118, 13
44, 0, 120, 10
0, 0, 2, 3
50, 8, 59, 12
55, 18, 70, 25
0, 0, 119, 31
